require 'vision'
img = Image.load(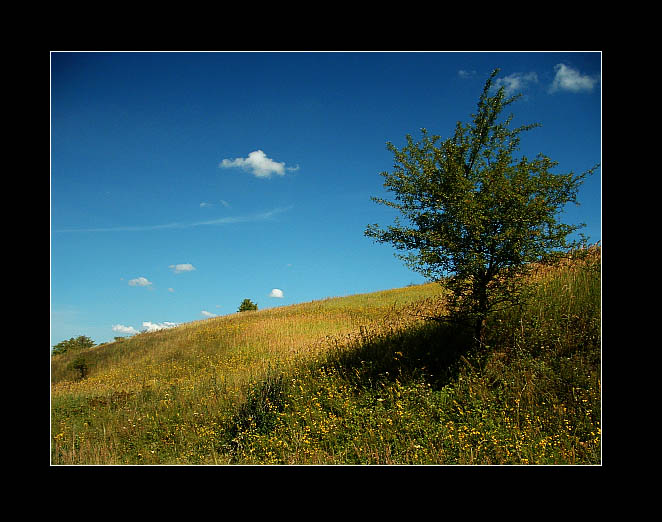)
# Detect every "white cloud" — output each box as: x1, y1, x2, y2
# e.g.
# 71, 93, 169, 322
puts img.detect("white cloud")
201, 310, 217, 317
168, 287, 175, 293
269, 288, 284, 298
493, 72, 538, 96
169, 263, 196, 274
549, 63, 598, 93
114, 321, 178, 335
128, 276, 152, 287
458, 69, 476, 78
220, 150, 295, 178
200, 200, 230, 209
142, 321, 178, 332
112, 324, 138, 335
